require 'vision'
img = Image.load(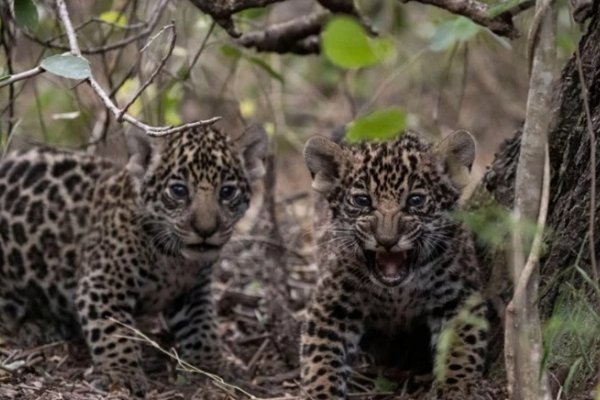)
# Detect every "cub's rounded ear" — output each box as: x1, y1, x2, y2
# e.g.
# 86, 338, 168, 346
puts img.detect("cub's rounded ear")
436, 130, 476, 171
304, 136, 345, 194
236, 124, 269, 181
125, 128, 164, 181
435, 130, 476, 187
